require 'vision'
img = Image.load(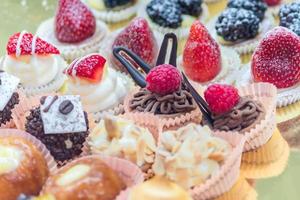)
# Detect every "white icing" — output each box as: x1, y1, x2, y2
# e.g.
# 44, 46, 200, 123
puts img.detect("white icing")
40, 95, 87, 134
2, 54, 62, 87
0, 145, 23, 174
16, 31, 27, 57
0, 72, 20, 111
66, 67, 134, 113
31, 34, 38, 55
